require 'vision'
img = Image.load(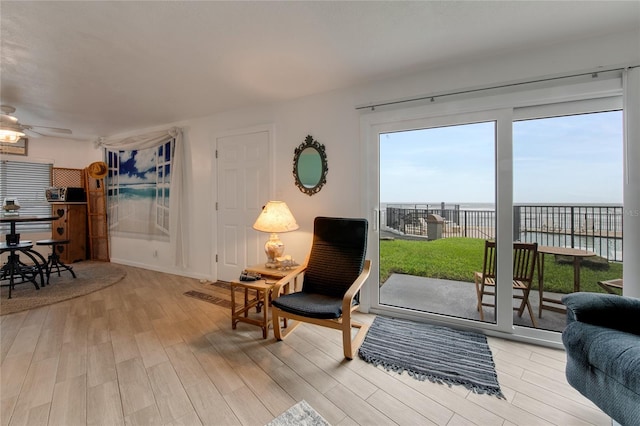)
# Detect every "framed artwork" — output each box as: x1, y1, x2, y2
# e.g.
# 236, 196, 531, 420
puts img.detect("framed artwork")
0, 137, 28, 156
